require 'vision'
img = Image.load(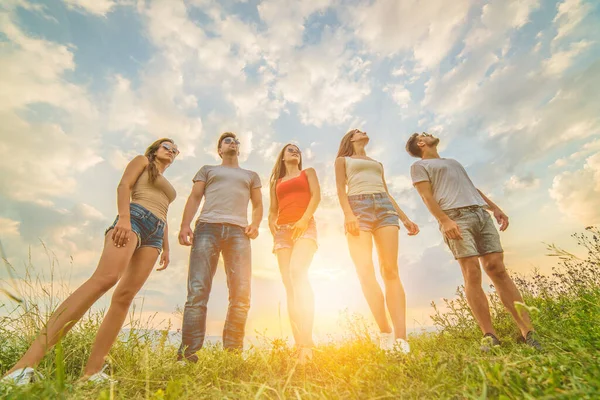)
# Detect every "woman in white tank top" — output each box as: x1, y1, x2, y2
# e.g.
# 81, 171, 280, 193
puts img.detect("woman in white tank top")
334, 129, 419, 353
